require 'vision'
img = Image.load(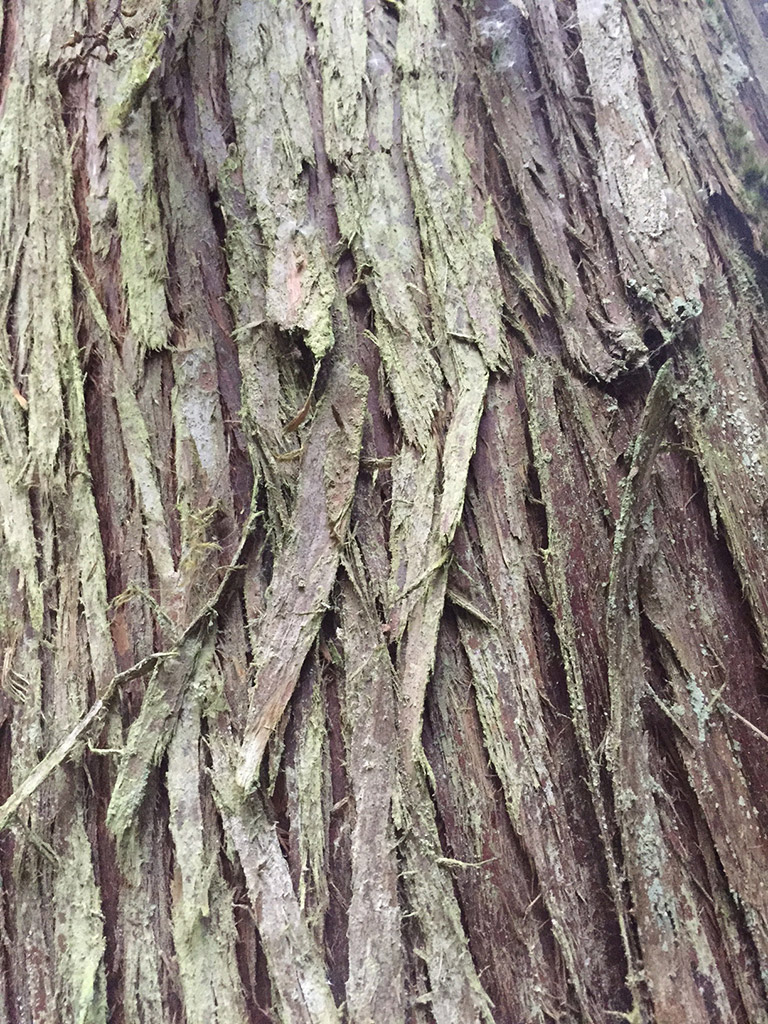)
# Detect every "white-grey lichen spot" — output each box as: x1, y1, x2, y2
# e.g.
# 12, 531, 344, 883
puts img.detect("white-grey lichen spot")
178, 349, 220, 475
719, 46, 750, 99
475, 3, 528, 75
686, 674, 710, 743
